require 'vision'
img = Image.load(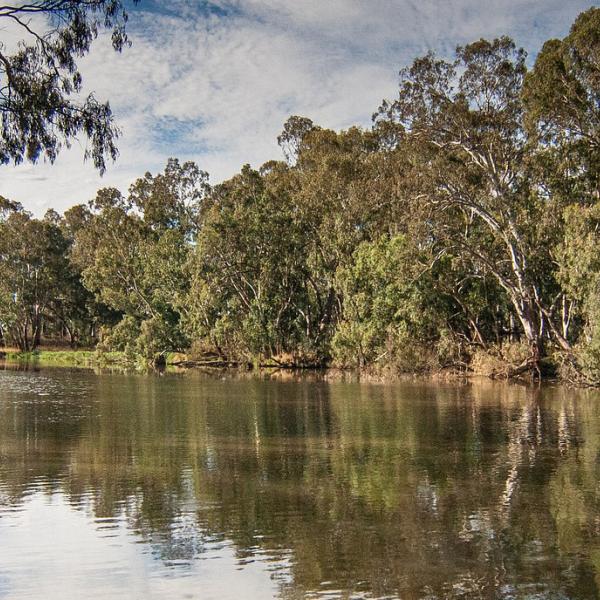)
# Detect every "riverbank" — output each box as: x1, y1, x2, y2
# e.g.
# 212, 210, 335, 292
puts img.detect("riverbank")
1, 349, 132, 369
0, 347, 556, 387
